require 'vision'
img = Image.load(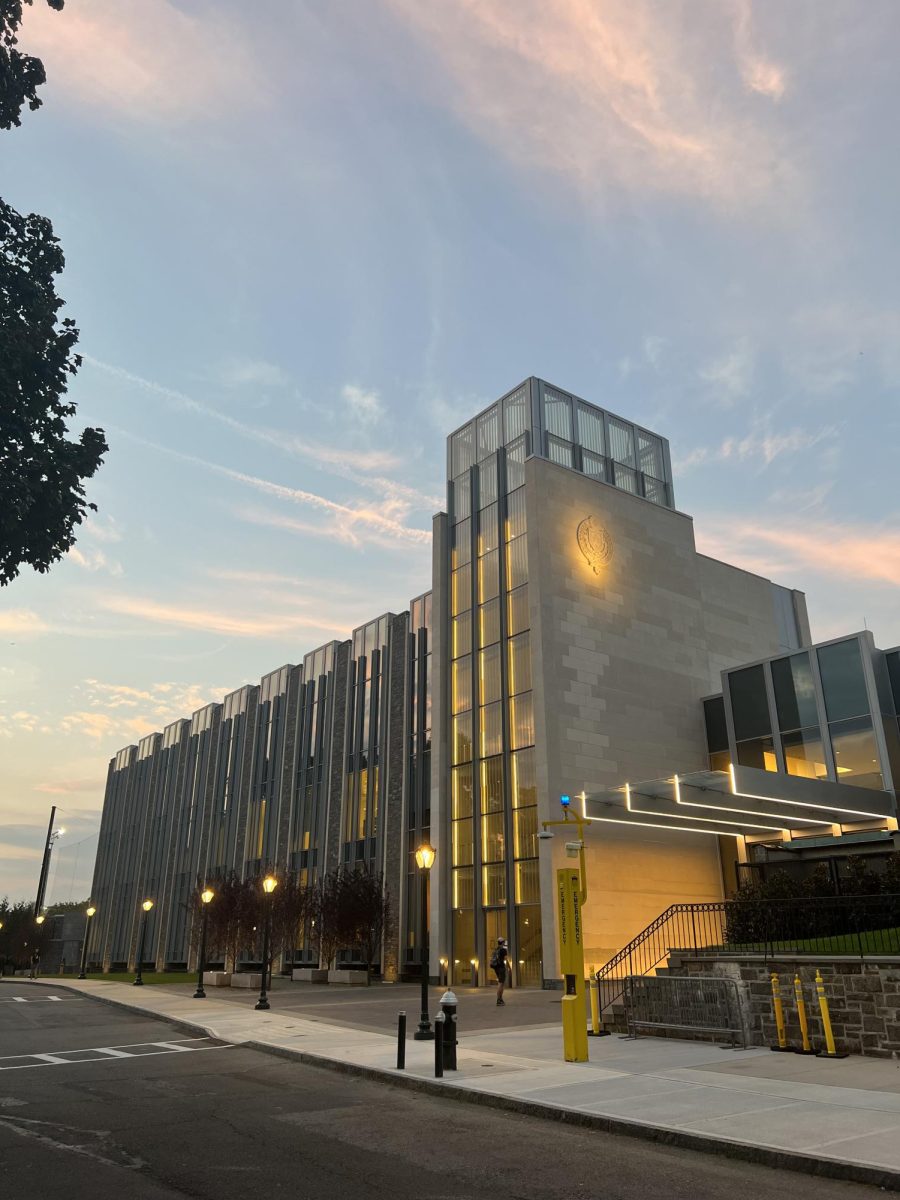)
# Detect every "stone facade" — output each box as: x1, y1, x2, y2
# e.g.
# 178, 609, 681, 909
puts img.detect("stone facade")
678, 955, 900, 1057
